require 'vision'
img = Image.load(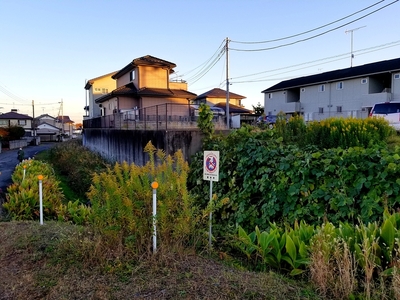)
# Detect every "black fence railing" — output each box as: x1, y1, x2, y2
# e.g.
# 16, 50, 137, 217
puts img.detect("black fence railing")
83, 103, 226, 130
